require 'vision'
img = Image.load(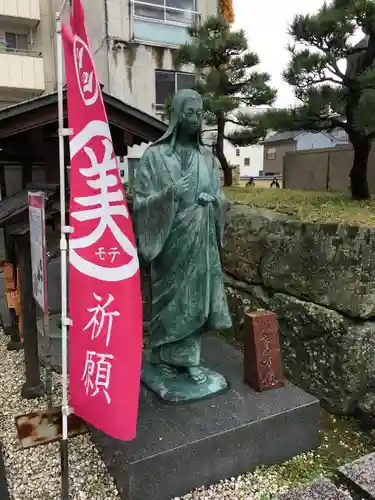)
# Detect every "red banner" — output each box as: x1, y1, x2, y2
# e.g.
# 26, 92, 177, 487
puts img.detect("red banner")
62, 0, 143, 440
